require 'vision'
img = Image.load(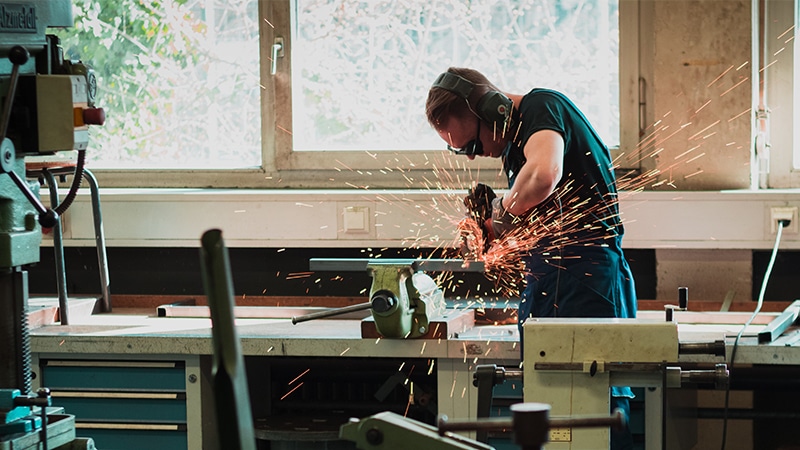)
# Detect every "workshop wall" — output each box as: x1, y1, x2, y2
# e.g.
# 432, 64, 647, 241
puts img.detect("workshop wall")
26, 247, 657, 300
27, 247, 800, 304
641, 0, 752, 190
